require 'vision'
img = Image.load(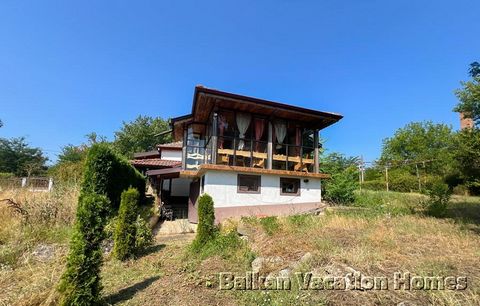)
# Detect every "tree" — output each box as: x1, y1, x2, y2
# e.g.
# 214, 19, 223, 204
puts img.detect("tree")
380, 121, 454, 175
453, 62, 480, 126
0, 137, 48, 176
453, 129, 480, 194
192, 193, 216, 250
113, 188, 139, 260
58, 144, 88, 164
0, 119, 3, 128
113, 115, 171, 157
320, 153, 359, 205
58, 193, 110, 306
